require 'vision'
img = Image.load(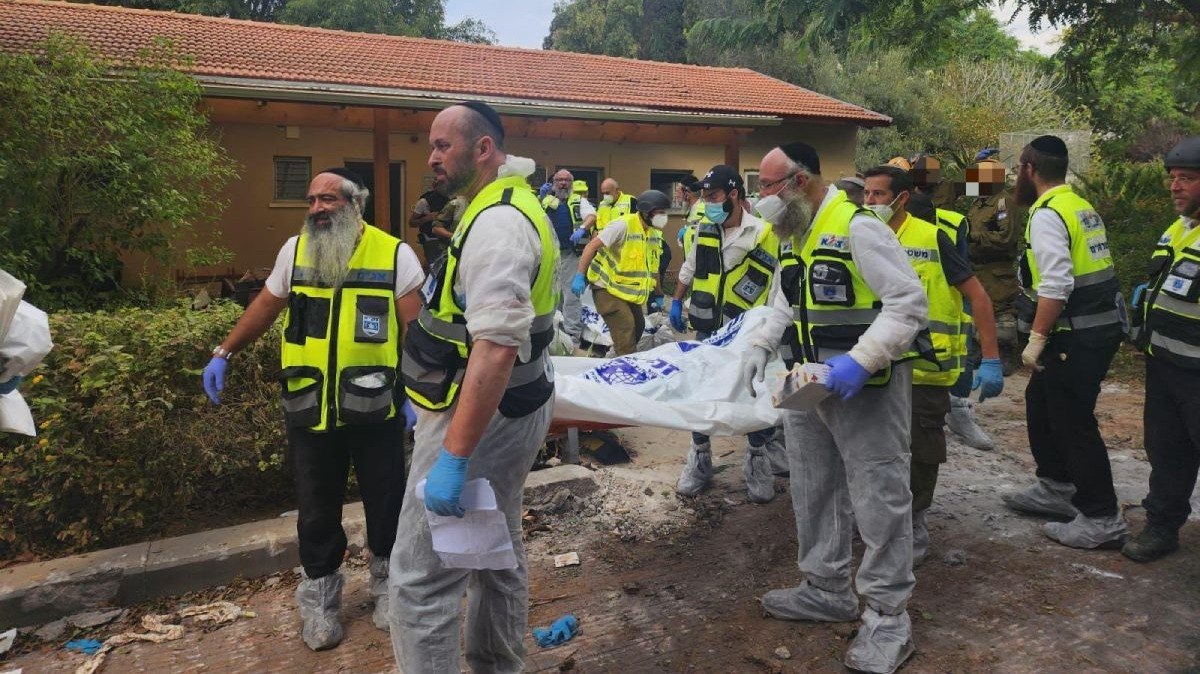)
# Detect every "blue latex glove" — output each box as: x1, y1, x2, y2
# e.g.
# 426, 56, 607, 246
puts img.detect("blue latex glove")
532, 614, 579, 648
202, 356, 227, 405
669, 299, 686, 332
538, 182, 553, 198
424, 448, 469, 517
972, 358, 1004, 402
1130, 282, 1149, 310
65, 639, 103, 655
401, 399, 418, 431
0, 374, 24, 395
975, 147, 999, 161
569, 227, 588, 244
824, 354, 871, 401
570, 272, 587, 297
647, 296, 663, 313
